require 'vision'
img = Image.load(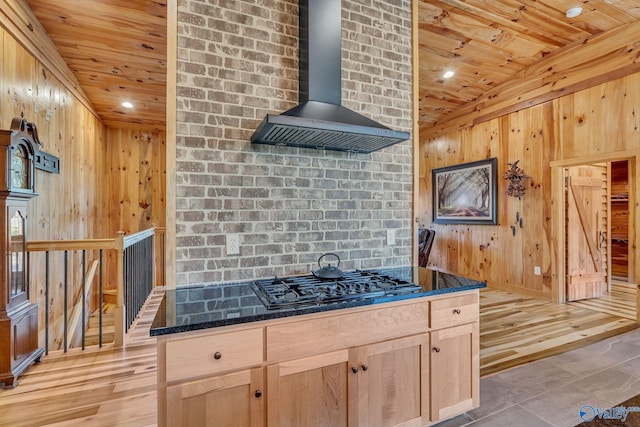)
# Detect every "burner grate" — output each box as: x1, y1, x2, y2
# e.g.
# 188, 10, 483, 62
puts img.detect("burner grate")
252, 270, 422, 310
